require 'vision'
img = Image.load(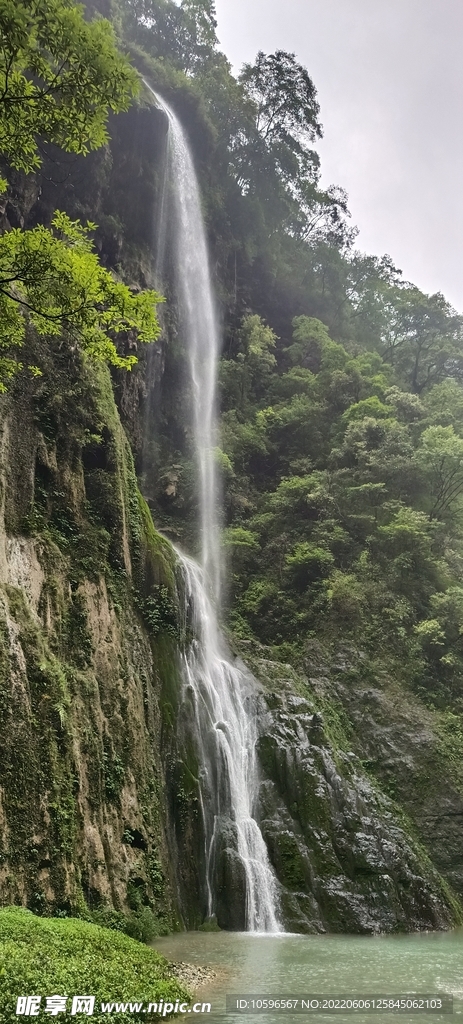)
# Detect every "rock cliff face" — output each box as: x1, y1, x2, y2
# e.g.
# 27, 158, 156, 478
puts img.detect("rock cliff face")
306, 651, 463, 902
0, 336, 185, 930
0, 96, 462, 936
256, 672, 457, 932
